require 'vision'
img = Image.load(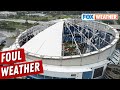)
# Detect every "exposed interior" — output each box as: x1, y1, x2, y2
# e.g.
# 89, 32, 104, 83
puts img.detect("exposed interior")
62, 21, 114, 56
